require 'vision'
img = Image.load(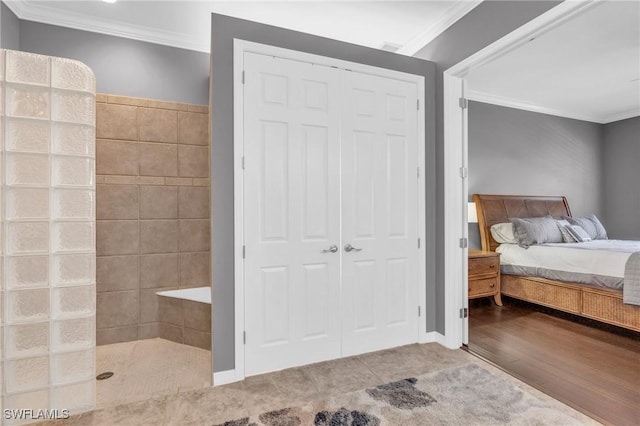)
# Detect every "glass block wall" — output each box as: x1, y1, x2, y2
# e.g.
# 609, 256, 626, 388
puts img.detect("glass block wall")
0, 49, 96, 420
